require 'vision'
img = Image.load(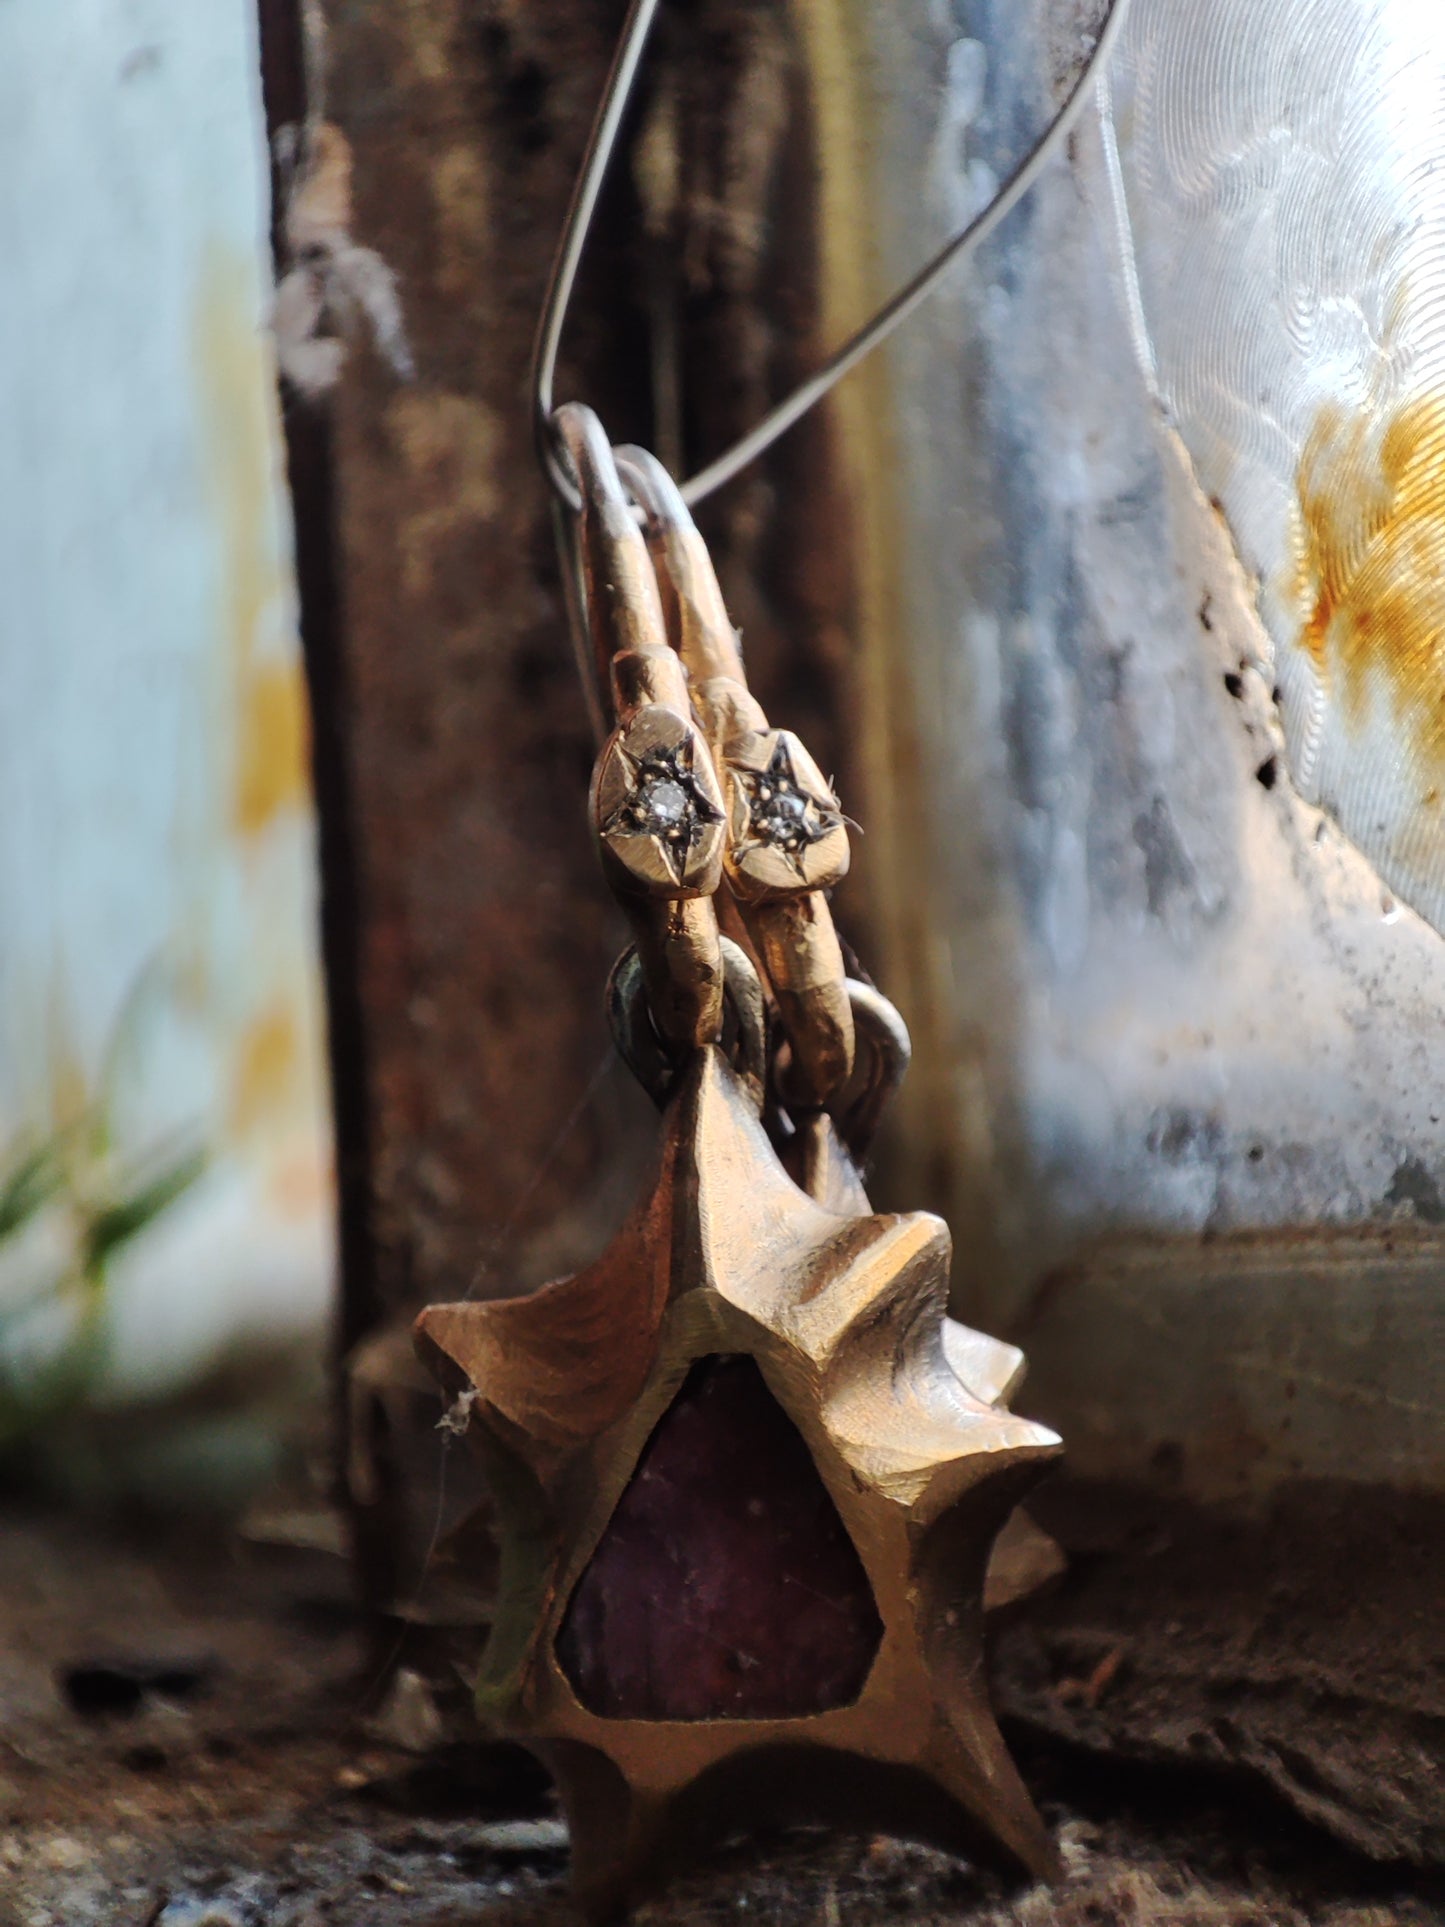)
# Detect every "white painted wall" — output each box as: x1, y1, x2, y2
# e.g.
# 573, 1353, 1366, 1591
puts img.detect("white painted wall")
0, 1, 333, 1419
825, 0, 1445, 1493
